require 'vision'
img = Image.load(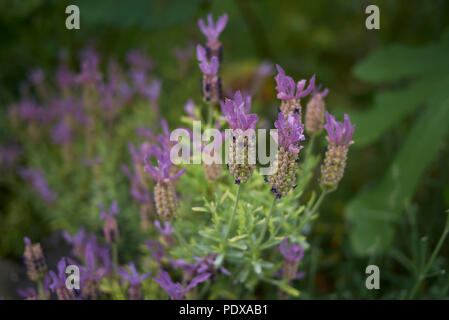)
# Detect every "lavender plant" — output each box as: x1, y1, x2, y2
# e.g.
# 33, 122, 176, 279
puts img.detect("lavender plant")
2, 12, 363, 300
